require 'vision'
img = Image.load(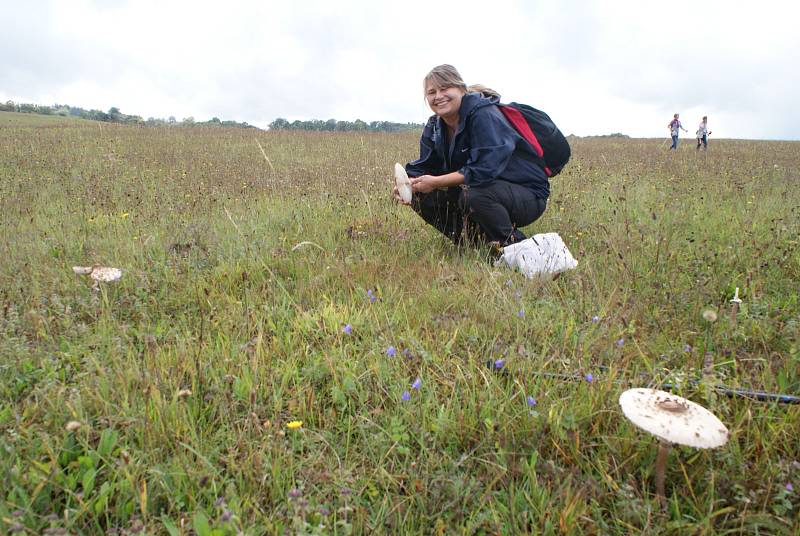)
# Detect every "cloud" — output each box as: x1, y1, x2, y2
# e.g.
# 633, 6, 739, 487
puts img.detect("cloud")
1, 0, 797, 138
